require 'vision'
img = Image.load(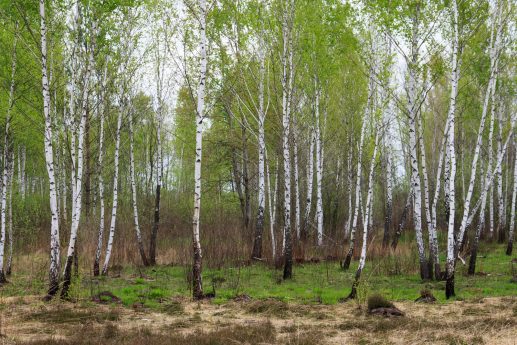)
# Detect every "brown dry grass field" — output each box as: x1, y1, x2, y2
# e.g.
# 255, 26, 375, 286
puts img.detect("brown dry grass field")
0, 294, 516, 345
